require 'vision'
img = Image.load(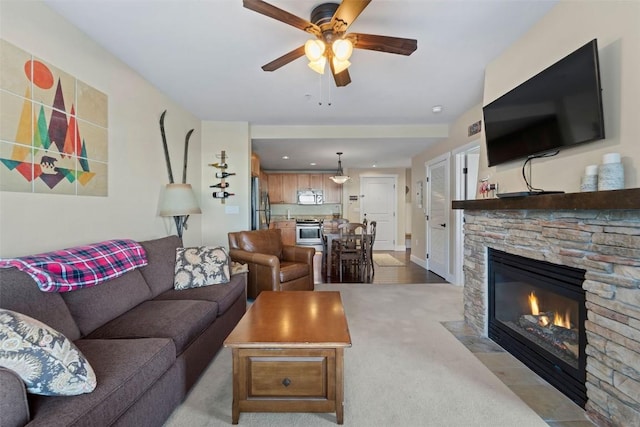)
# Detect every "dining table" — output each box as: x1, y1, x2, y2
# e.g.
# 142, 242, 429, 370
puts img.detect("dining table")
323, 232, 373, 282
